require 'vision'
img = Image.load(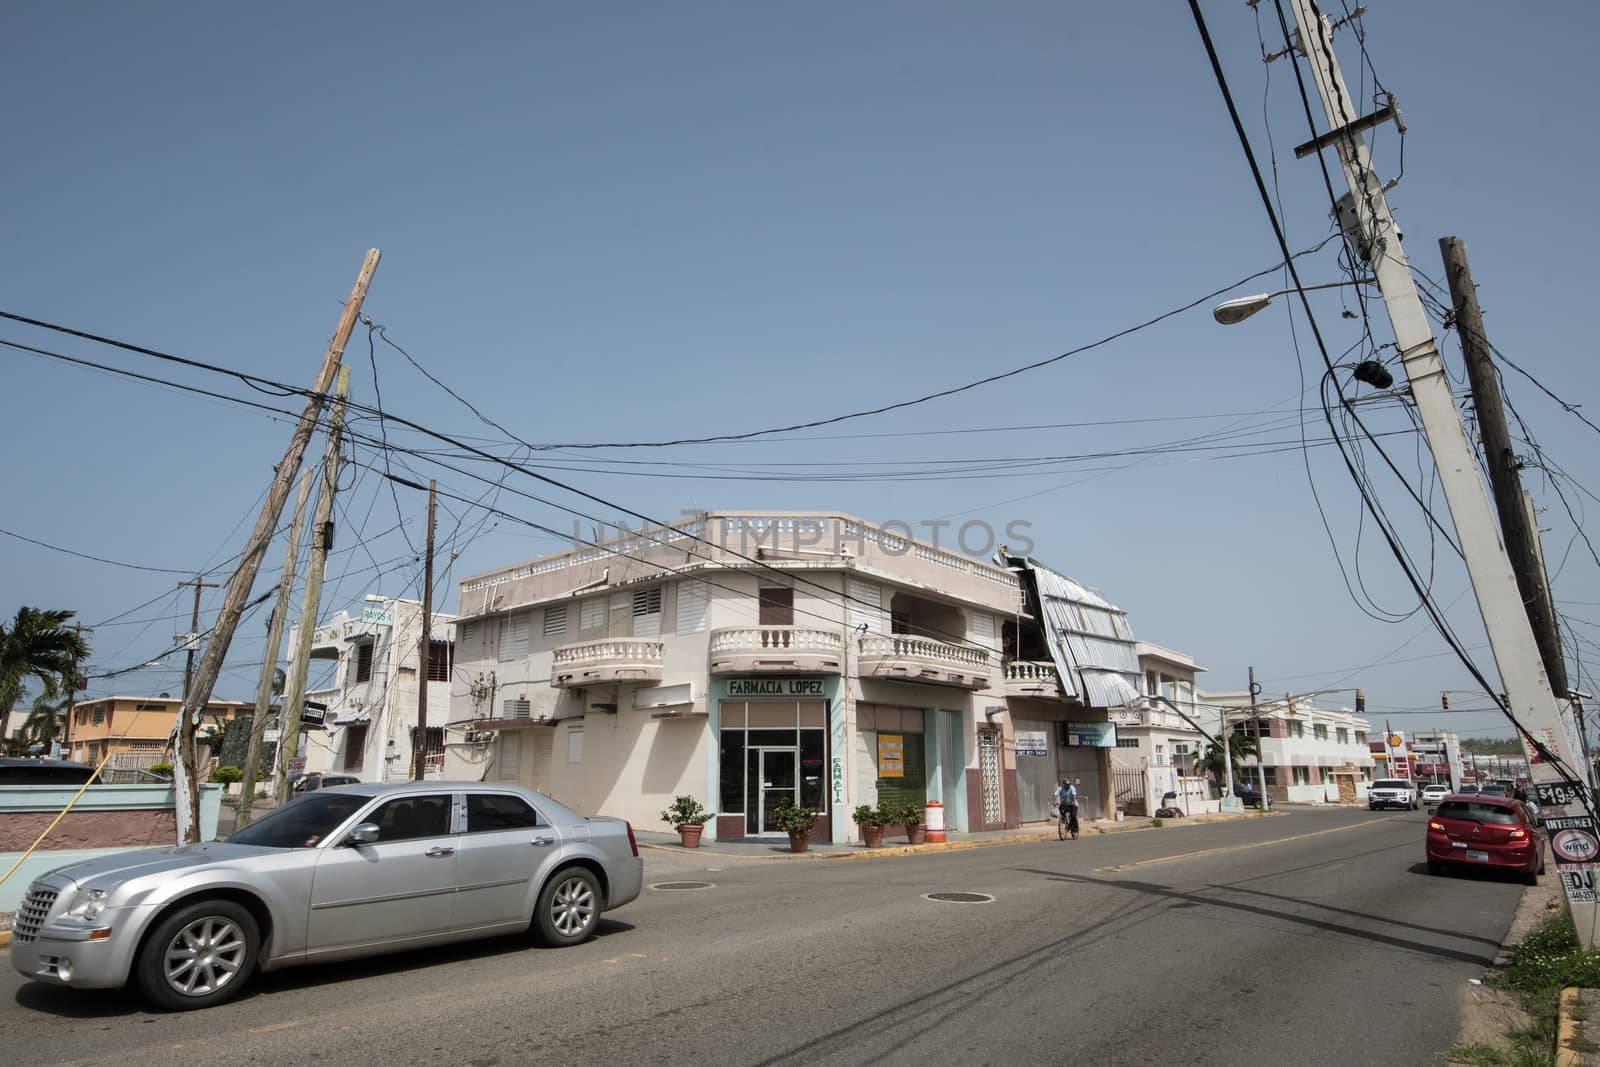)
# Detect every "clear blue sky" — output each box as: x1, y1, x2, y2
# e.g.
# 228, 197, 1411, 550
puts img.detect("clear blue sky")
4, 2, 1597, 740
